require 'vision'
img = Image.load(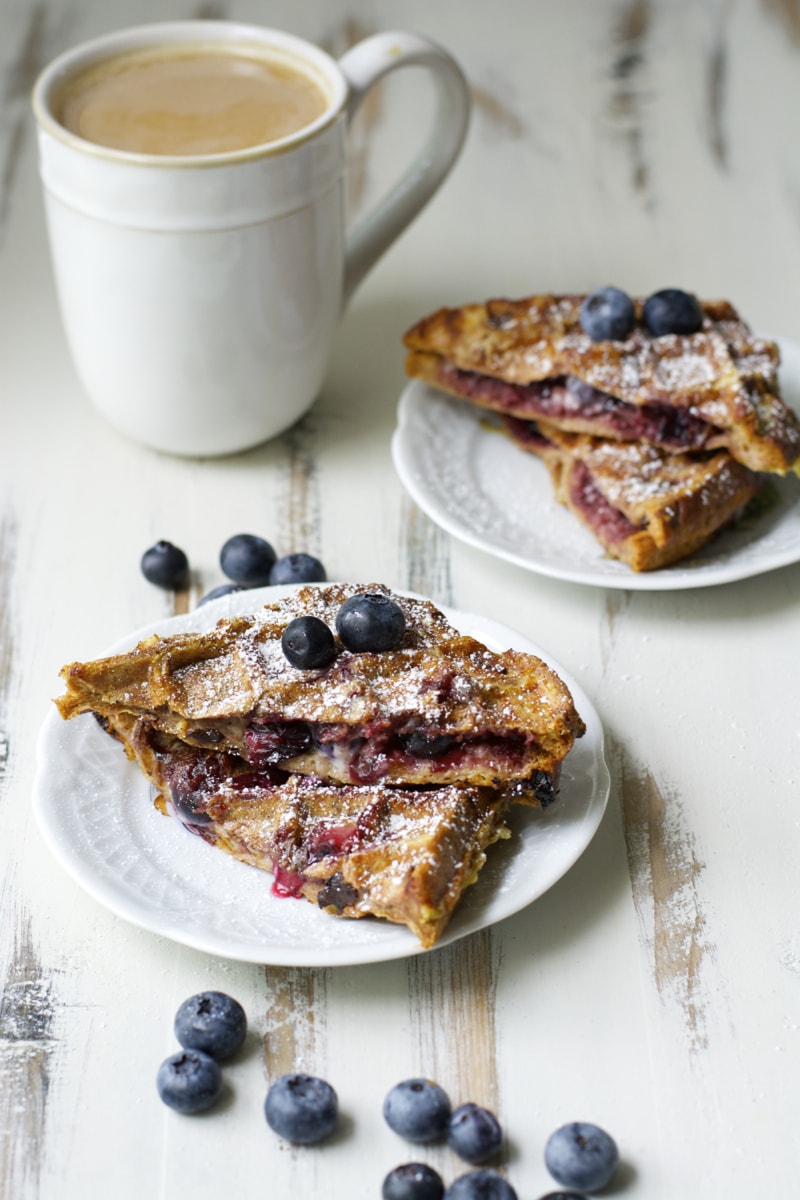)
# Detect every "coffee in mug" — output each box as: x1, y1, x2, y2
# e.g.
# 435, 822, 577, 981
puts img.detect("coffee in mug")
32, 22, 470, 457
56, 44, 330, 156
